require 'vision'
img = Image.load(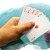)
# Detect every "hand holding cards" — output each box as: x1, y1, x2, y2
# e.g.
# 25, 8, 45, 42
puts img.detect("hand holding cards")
18, 6, 50, 42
